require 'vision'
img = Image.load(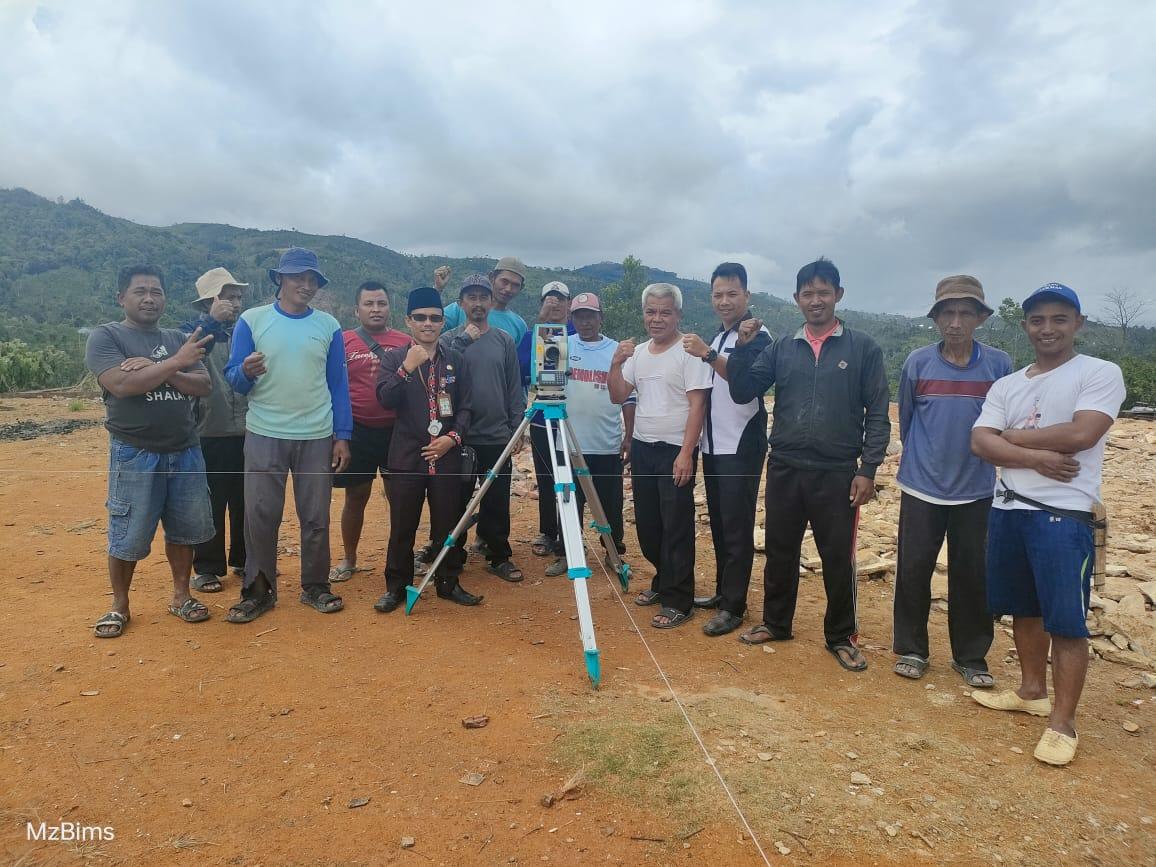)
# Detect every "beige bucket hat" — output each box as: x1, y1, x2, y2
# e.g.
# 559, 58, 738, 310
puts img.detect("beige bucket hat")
194, 267, 249, 305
